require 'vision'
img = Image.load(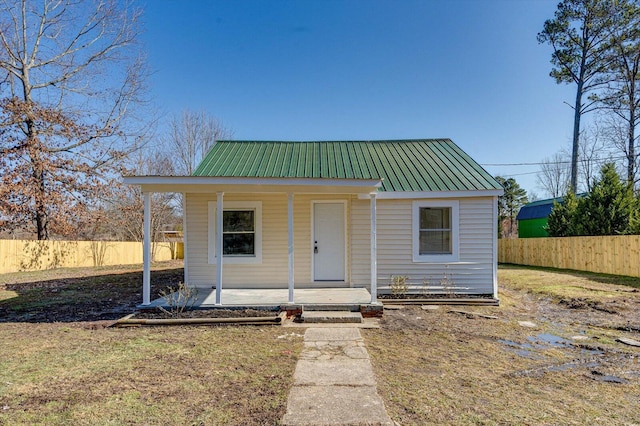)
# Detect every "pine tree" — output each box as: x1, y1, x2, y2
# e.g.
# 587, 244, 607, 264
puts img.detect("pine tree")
495, 176, 529, 238
574, 163, 635, 235
547, 191, 579, 237
549, 163, 637, 236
